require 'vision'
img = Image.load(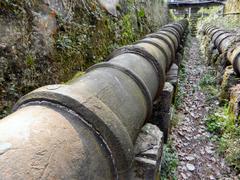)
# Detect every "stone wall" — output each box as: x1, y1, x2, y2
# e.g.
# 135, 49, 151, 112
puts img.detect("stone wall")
225, 0, 240, 13
0, 0, 170, 118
